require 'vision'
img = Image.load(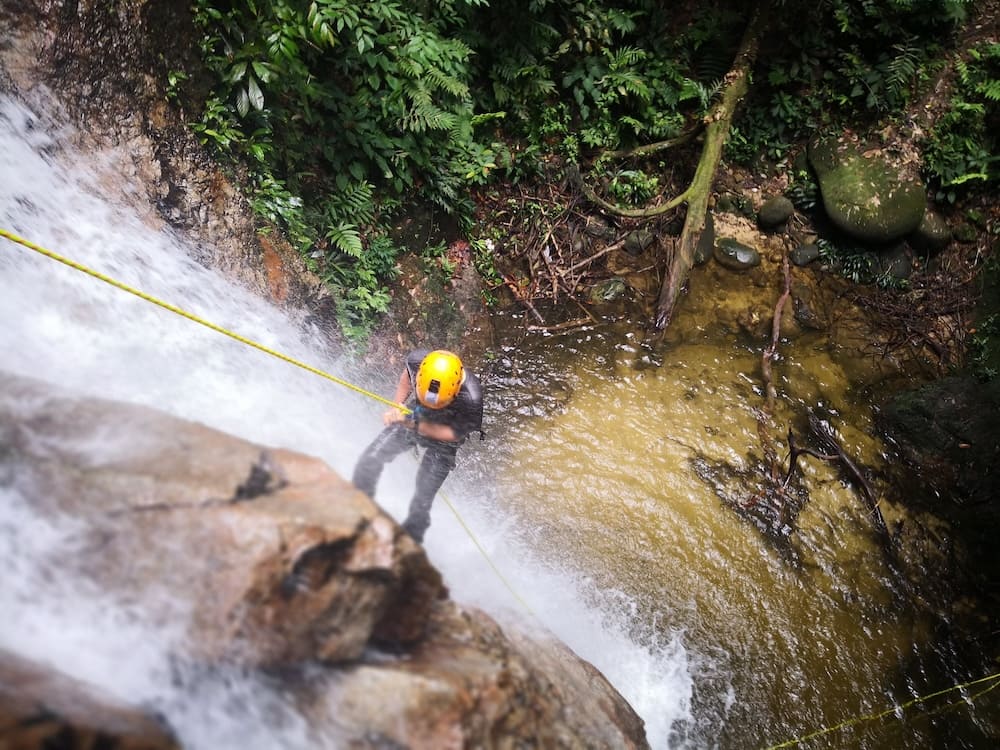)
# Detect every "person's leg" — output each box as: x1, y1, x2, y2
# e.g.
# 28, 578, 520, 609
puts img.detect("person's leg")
351, 425, 413, 497
402, 443, 458, 542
